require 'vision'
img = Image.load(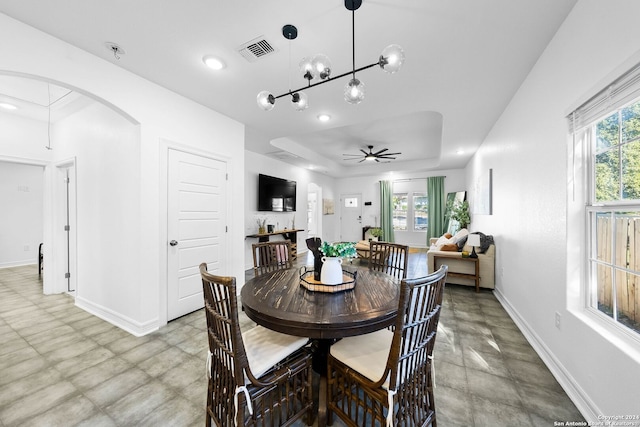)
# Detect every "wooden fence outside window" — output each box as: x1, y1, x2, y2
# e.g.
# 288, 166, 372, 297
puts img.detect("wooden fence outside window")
596, 215, 640, 332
